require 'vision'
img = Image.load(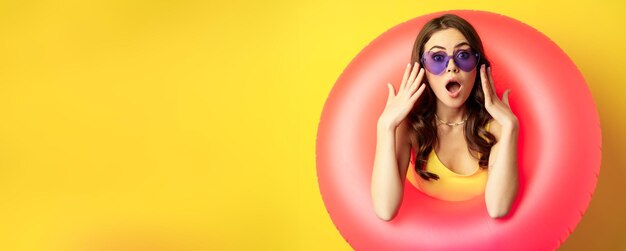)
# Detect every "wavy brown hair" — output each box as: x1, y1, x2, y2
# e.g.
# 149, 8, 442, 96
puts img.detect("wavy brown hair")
409, 14, 496, 180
